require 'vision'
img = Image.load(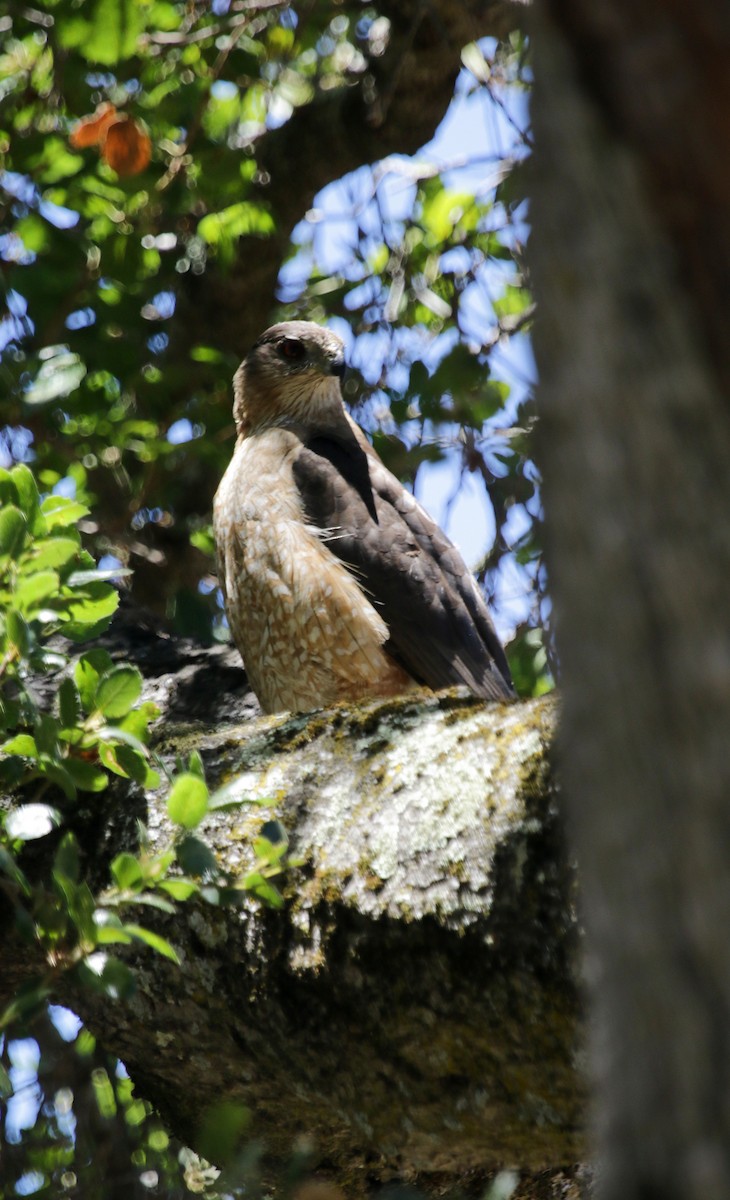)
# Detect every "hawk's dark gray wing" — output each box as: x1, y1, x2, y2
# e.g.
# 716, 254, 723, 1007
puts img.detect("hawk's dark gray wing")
292, 427, 515, 702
